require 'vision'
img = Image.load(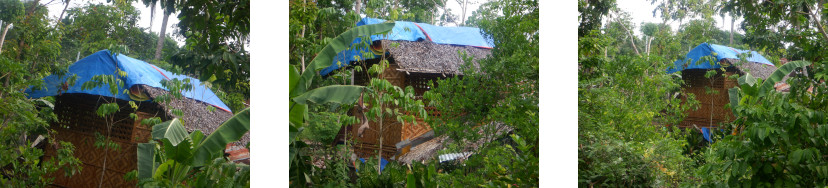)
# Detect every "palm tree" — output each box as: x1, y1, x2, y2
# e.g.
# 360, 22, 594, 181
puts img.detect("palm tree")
141, 0, 177, 60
